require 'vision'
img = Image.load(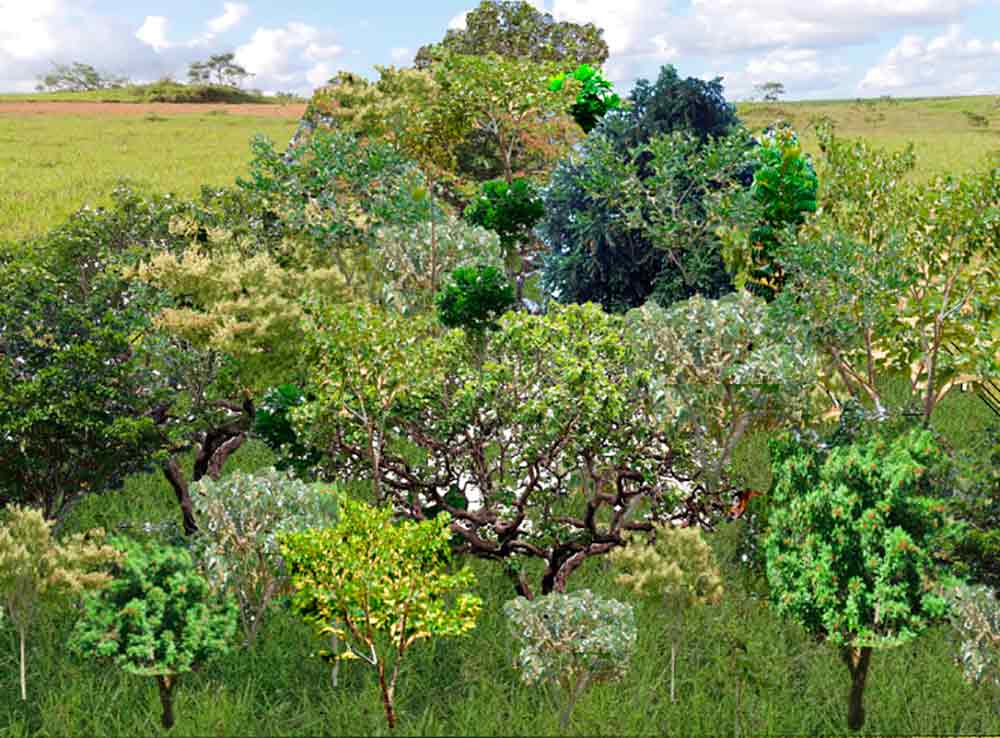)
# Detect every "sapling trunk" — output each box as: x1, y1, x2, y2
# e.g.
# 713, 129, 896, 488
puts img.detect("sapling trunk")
377, 661, 396, 730
156, 674, 177, 730
841, 645, 872, 731
19, 627, 26, 701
